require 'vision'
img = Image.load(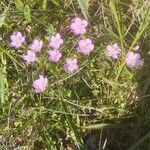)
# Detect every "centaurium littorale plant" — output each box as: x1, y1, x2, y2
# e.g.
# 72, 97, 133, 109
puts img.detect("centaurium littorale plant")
33, 75, 48, 93
48, 49, 62, 63
49, 33, 63, 49
64, 58, 79, 74
9, 16, 96, 95
125, 52, 142, 68
10, 32, 25, 48
29, 39, 43, 53
106, 43, 121, 59
70, 17, 88, 35
77, 39, 94, 55
22, 50, 37, 65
